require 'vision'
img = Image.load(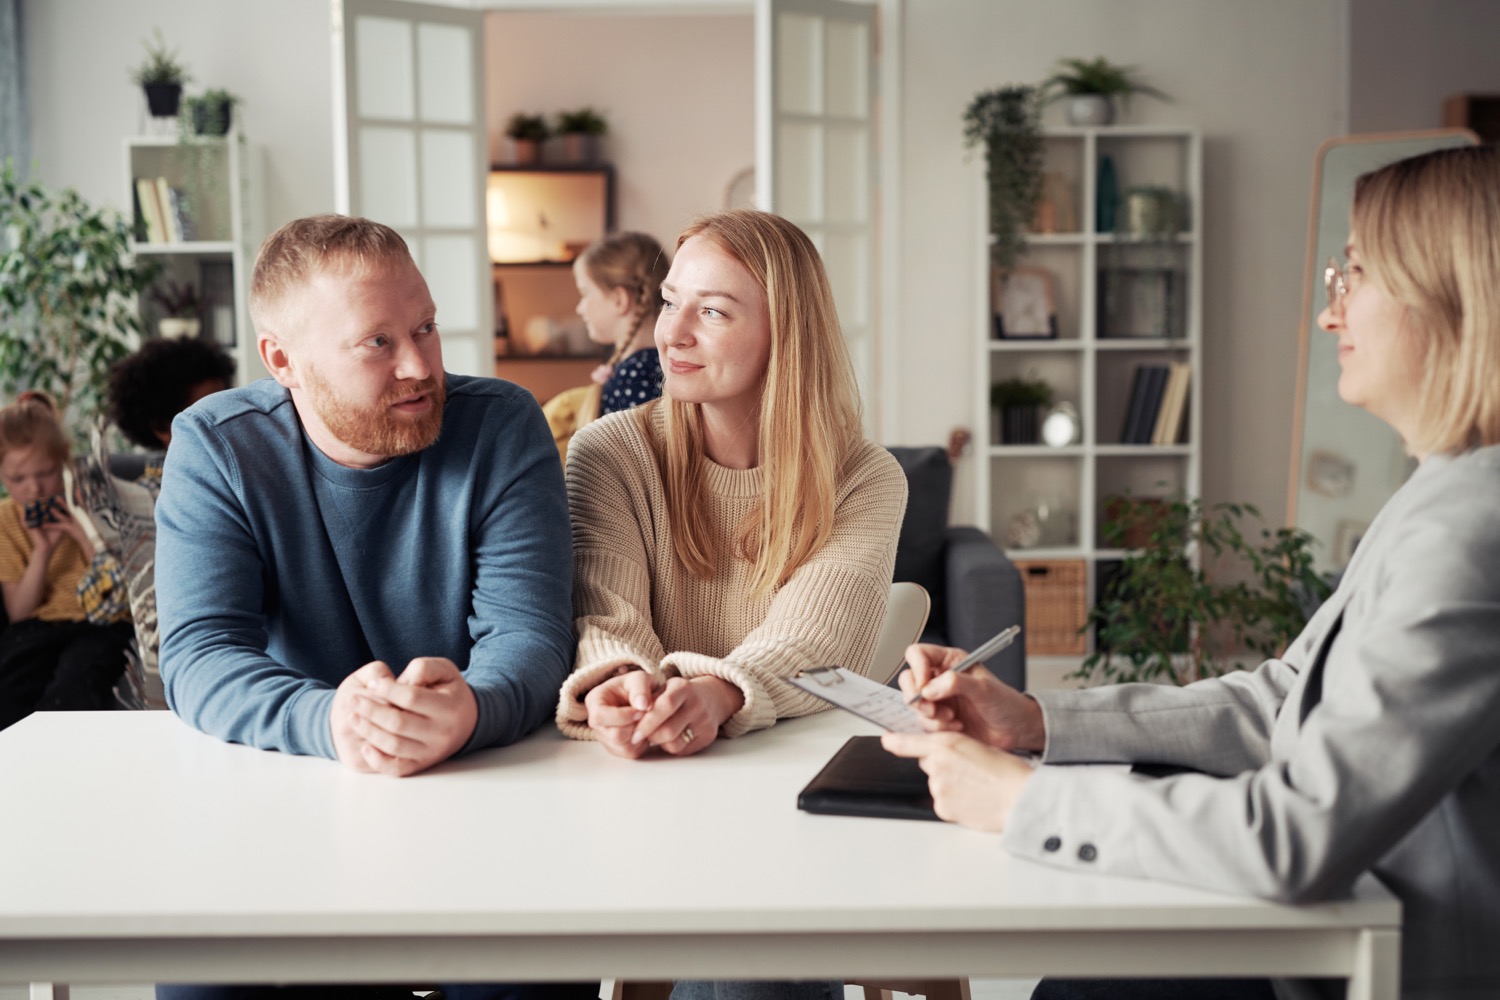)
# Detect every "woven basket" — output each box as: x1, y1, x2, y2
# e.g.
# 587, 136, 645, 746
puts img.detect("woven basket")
1014, 559, 1087, 655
